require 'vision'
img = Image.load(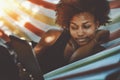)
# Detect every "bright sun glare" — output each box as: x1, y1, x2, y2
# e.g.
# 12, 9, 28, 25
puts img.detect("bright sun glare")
0, 0, 10, 11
